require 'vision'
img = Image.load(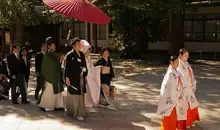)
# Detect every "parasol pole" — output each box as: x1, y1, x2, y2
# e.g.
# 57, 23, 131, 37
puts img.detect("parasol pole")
93, 24, 97, 53
65, 29, 71, 53
91, 0, 98, 53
